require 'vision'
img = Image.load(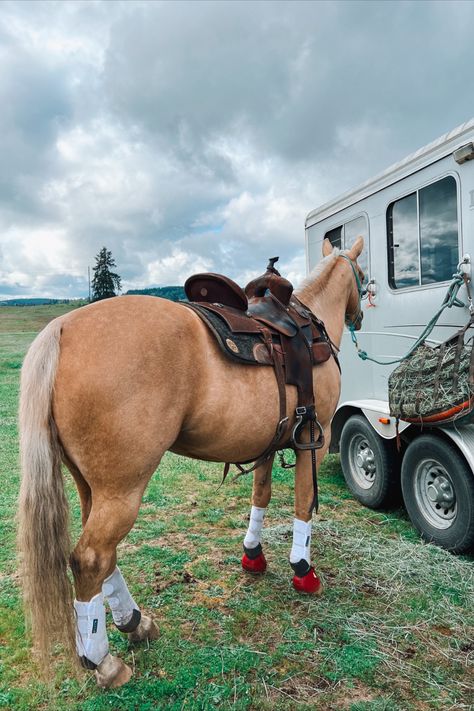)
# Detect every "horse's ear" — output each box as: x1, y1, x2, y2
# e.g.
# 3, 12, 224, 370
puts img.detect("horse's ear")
347, 236, 364, 260
322, 238, 333, 257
